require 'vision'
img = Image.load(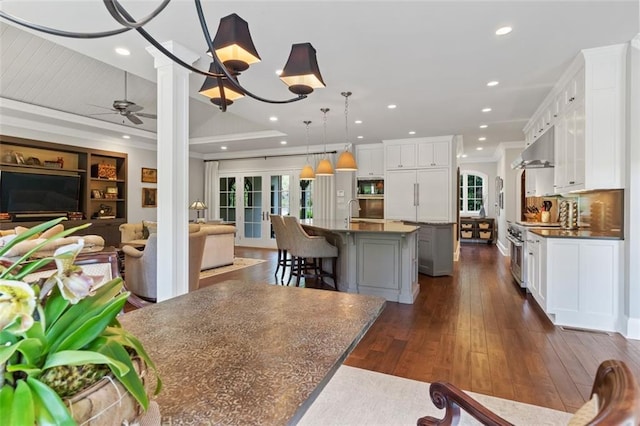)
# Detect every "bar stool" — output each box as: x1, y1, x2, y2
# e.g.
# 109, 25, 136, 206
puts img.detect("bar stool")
282, 216, 338, 290
270, 214, 293, 284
